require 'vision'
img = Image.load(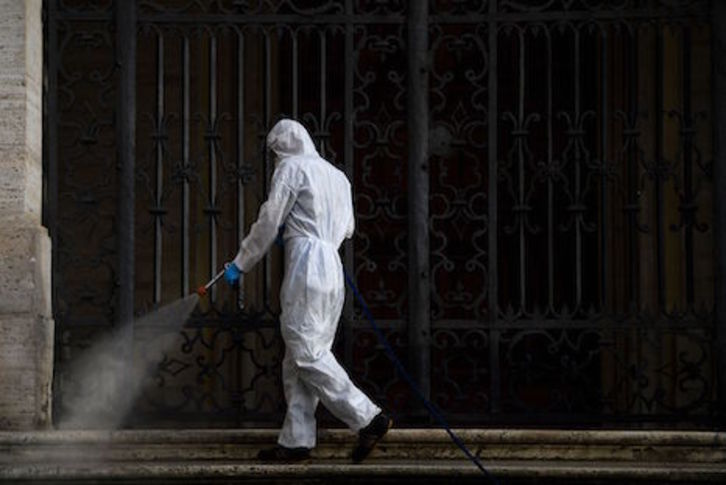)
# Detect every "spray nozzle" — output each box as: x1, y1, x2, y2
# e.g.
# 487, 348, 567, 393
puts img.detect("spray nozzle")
197, 267, 226, 297
196, 264, 245, 310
